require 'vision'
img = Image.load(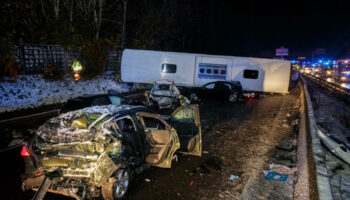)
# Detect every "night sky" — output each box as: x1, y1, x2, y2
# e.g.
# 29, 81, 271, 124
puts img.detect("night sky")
187, 0, 350, 58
